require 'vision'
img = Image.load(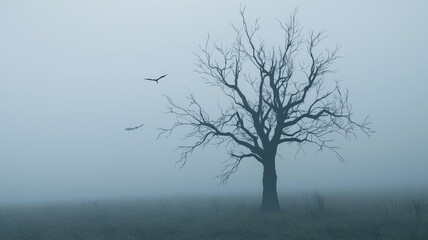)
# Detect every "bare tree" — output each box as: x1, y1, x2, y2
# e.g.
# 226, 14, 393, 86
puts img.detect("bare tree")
160, 9, 373, 212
